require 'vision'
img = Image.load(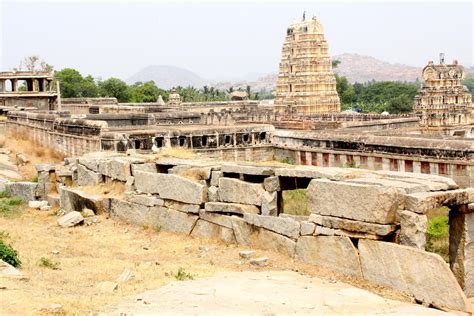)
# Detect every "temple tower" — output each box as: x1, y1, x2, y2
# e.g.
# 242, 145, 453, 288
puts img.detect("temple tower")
274, 15, 340, 114
413, 56, 472, 127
